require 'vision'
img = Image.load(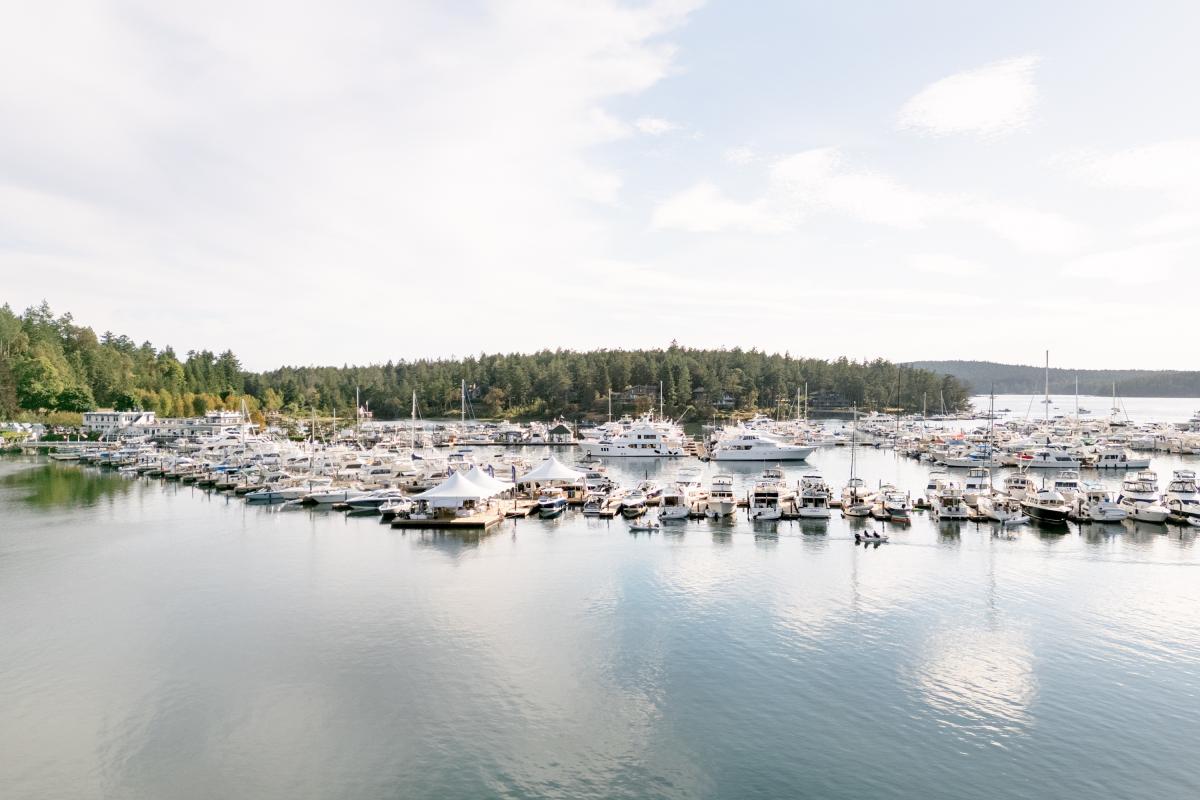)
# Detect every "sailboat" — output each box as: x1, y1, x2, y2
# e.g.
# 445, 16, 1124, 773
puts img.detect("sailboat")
841, 405, 873, 517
